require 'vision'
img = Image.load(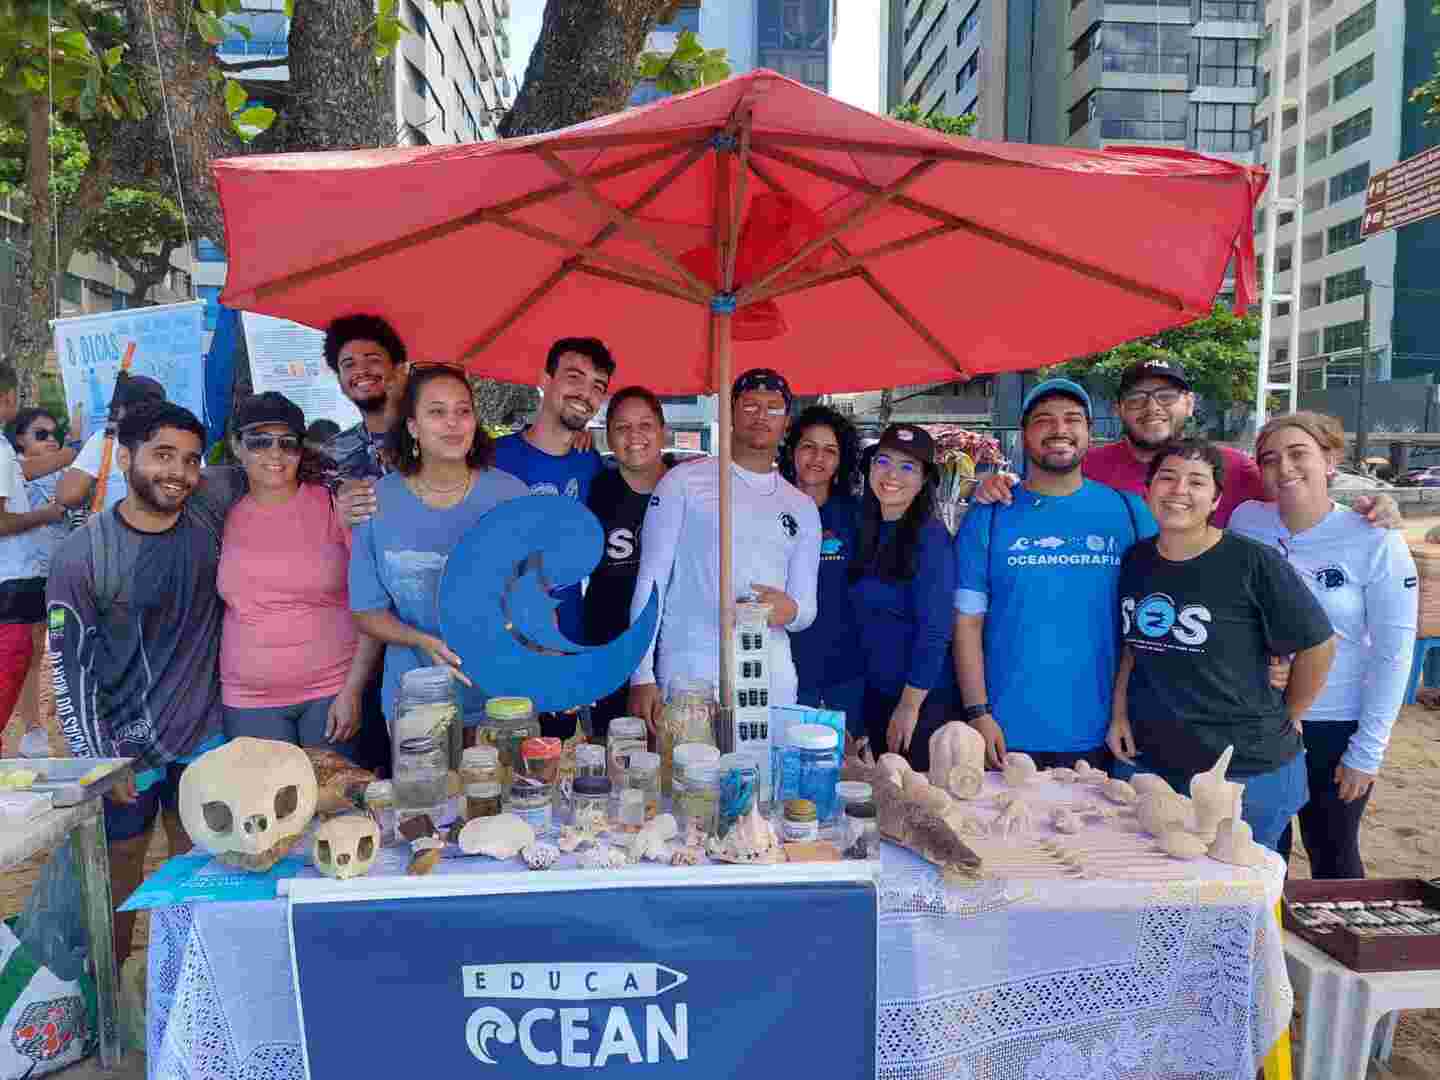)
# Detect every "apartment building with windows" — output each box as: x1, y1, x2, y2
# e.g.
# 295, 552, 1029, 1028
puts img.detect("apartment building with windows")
892, 0, 987, 127
1255, 0, 1440, 388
